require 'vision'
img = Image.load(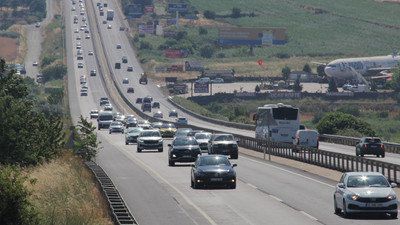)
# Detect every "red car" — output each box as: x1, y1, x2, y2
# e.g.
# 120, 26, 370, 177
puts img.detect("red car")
127, 87, 134, 93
